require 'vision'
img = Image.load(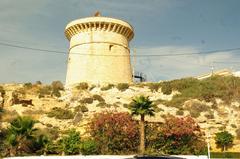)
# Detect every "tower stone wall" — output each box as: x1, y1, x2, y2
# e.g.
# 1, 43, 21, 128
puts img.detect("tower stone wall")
65, 17, 134, 86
